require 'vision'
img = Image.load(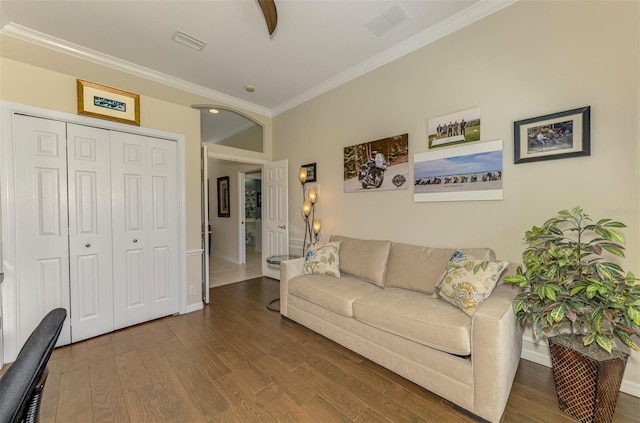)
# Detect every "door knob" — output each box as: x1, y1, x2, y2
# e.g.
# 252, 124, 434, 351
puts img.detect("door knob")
278, 225, 286, 229
85, 243, 91, 248
133, 239, 138, 243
